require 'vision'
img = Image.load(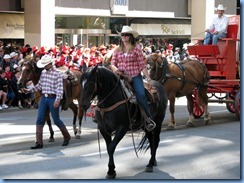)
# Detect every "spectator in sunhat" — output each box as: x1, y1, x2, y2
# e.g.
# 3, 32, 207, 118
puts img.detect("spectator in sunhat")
79, 55, 89, 72
82, 48, 91, 60
70, 53, 80, 71
2, 54, 11, 70
173, 47, 181, 61
166, 46, 175, 62
95, 51, 104, 65
0, 70, 9, 110
10, 52, 19, 66
204, 4, 229, 45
